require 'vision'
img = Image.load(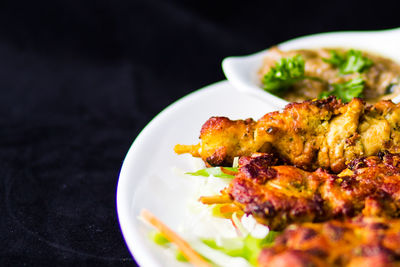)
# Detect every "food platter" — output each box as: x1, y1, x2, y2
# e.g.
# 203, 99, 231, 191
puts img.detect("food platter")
116, 81, 275, 266
117, 28, 400, 266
